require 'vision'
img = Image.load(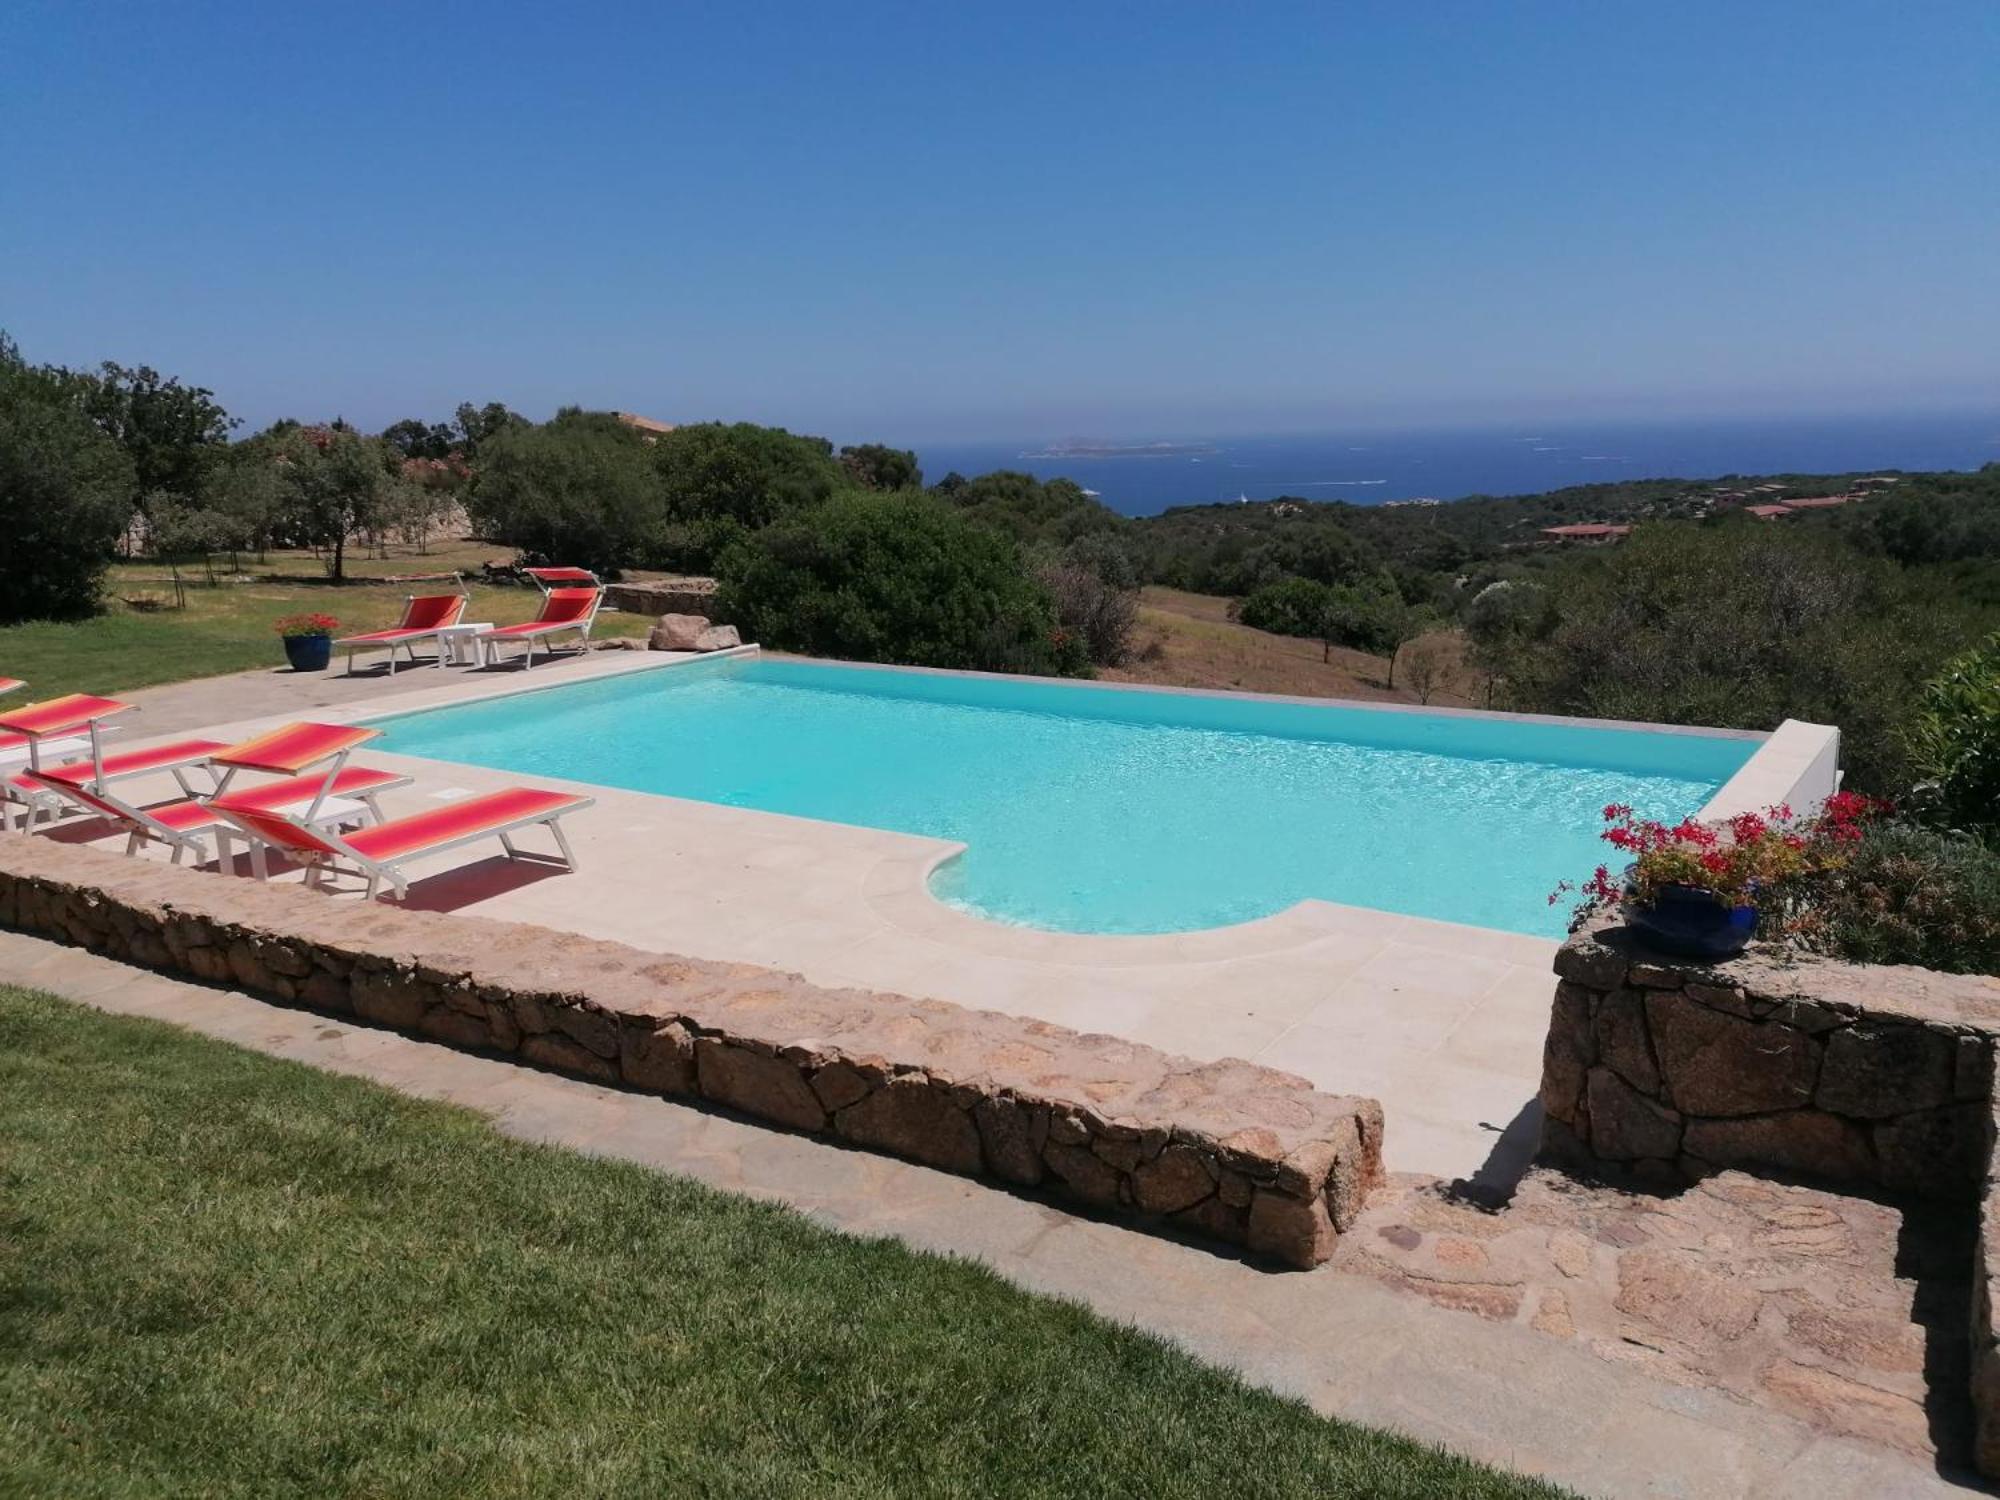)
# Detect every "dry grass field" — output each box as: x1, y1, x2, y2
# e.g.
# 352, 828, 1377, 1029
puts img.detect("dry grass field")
1105, 588, 1485, 707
